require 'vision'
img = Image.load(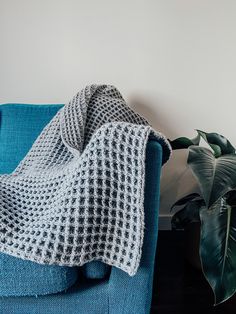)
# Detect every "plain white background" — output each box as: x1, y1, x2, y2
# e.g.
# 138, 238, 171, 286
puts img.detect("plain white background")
1, 0, 236, 228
